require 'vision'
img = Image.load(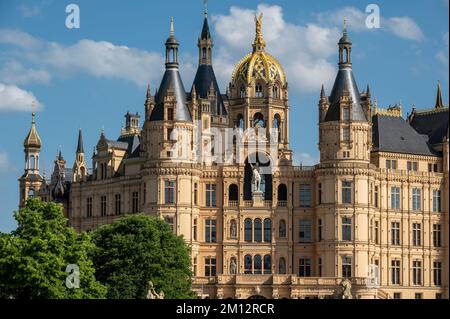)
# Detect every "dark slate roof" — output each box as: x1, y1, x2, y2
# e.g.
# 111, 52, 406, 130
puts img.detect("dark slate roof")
372, 114, 436, 156
201, 17, 211, 40
192, 65, 227, 116
105, 139, 129, 150
76, 129, 84, 153
324, 68, 366, 122
408, 108, 449, 145
150, 68, 192, 122
117, 135, 140, 155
